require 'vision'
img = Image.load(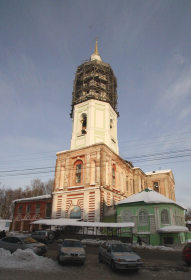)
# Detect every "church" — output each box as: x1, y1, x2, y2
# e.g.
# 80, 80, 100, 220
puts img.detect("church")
51, 41, 175, 222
